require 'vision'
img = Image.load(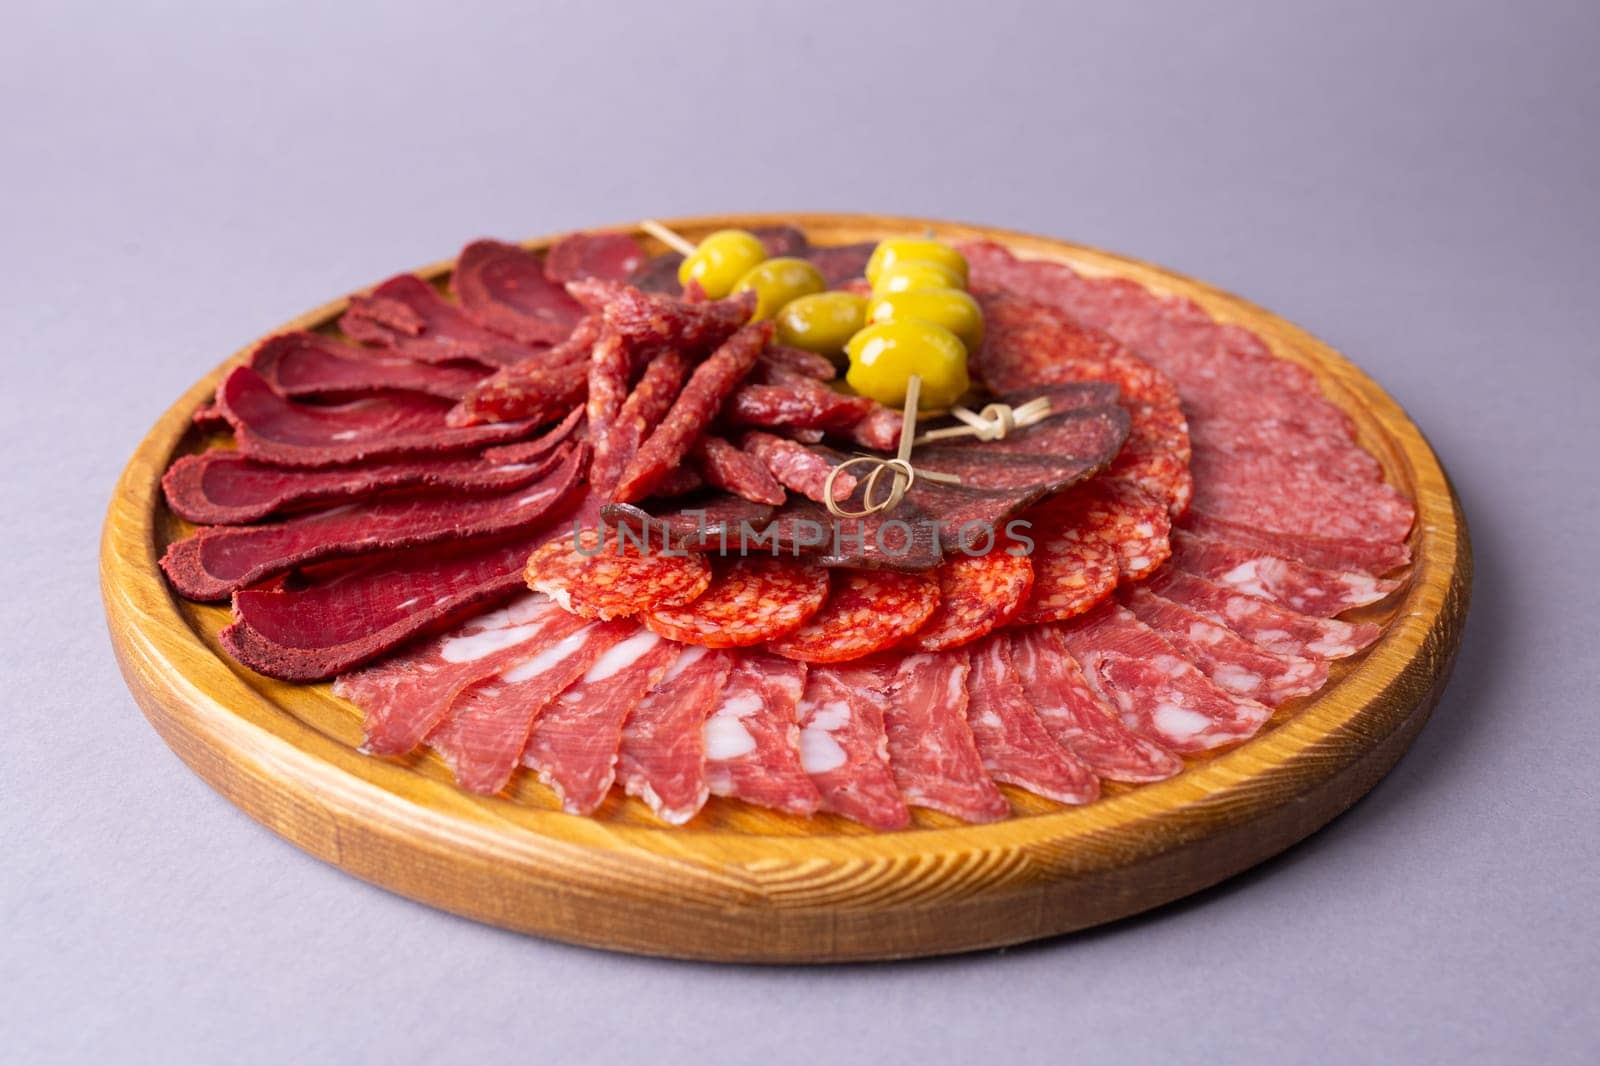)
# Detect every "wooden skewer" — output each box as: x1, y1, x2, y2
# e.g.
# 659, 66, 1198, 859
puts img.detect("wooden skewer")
639, 219, 698, 257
